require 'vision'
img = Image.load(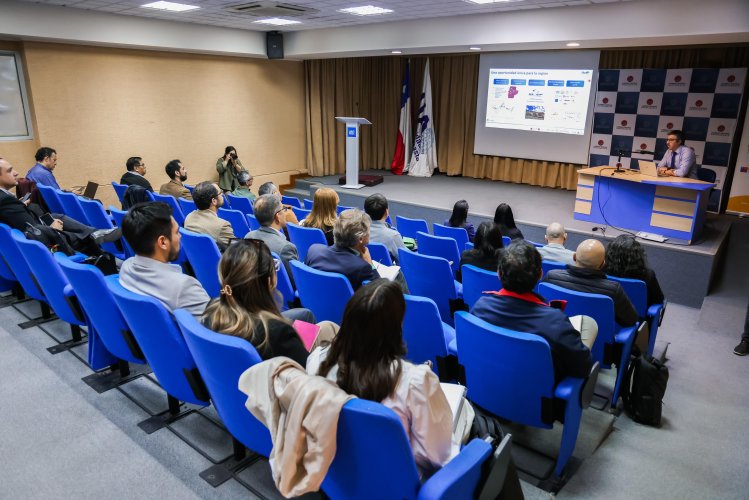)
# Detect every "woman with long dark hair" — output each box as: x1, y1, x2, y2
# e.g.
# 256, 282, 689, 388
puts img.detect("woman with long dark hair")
306, 279, 458, 477
604, 235, 664, 306
444, 199, 476, 242
493, 203, 524, 240
457, 221, 504, 282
